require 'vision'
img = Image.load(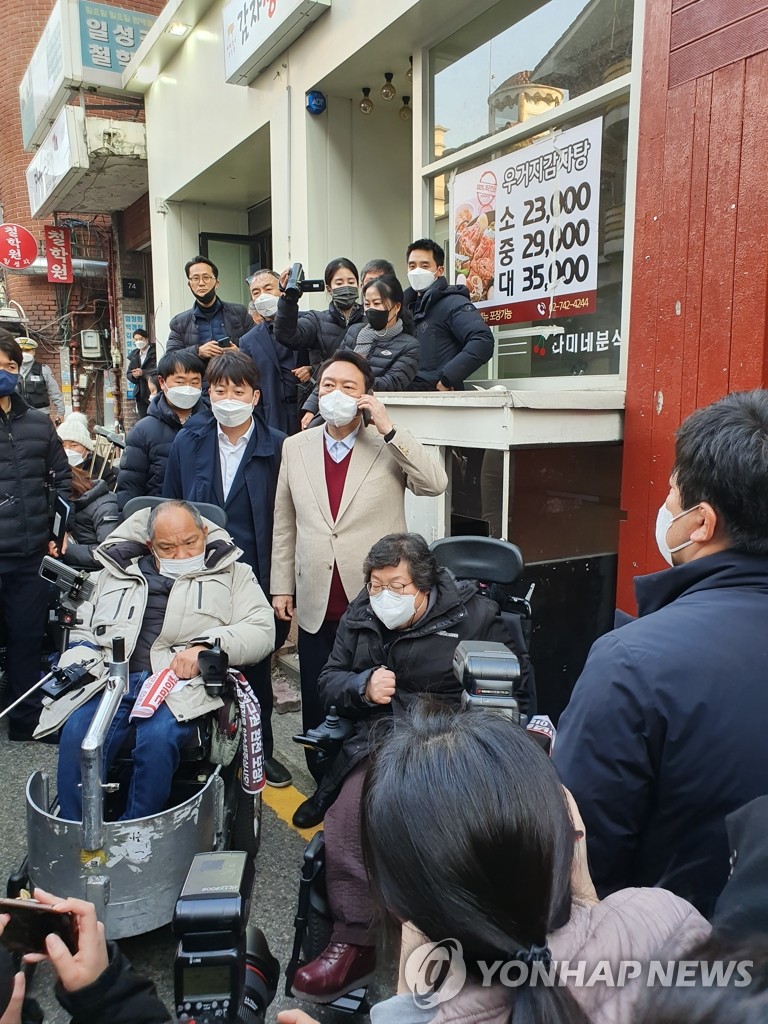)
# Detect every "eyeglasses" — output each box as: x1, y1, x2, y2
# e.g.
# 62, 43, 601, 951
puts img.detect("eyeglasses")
189, 274, 215, 284
366, 580, 414, 595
